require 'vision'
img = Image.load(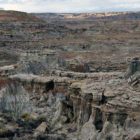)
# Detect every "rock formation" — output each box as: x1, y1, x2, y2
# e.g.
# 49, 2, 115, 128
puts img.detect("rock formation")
0, 10, 140, 140
0, 58, 140, 139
